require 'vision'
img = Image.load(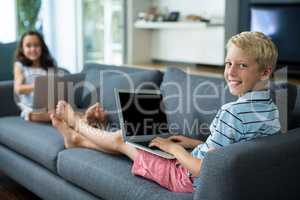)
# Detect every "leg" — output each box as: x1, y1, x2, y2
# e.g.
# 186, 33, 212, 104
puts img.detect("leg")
54, 101, 137, 156
51, 114, 138, 160
51, 114, 99, 149
75, 121, 138, 160
132, 150, 194, 192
